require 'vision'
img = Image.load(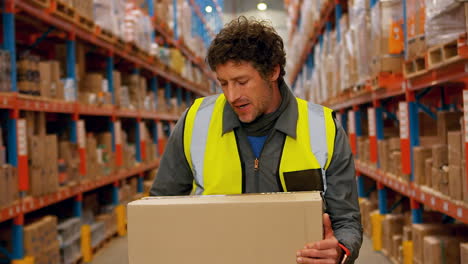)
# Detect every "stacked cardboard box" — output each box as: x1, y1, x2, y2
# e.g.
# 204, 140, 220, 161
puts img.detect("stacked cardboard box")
0, 50, 11, 92
423, 235, 468, 264
79, 73, 112, 106
17, 54, 40, 95
38, 60, 65, 100
448, 131, 464, 200
121, 131, 136, 169
58, 141, 80, 185
357, 137, 370, 163
97, 132, 114, 176
0, 165, 18, 208
24, 216, 60, 264
359, 195, 378, 237
413, 223, 468, 264
86, 133, 102, 180
381, 214, 408, 258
